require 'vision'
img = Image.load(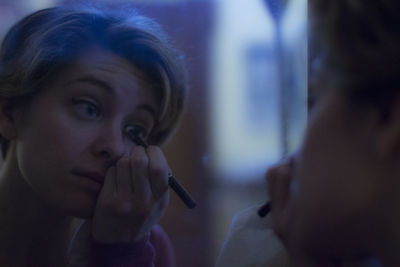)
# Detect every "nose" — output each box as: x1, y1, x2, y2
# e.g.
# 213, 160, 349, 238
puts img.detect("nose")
92, 125, 128, 164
